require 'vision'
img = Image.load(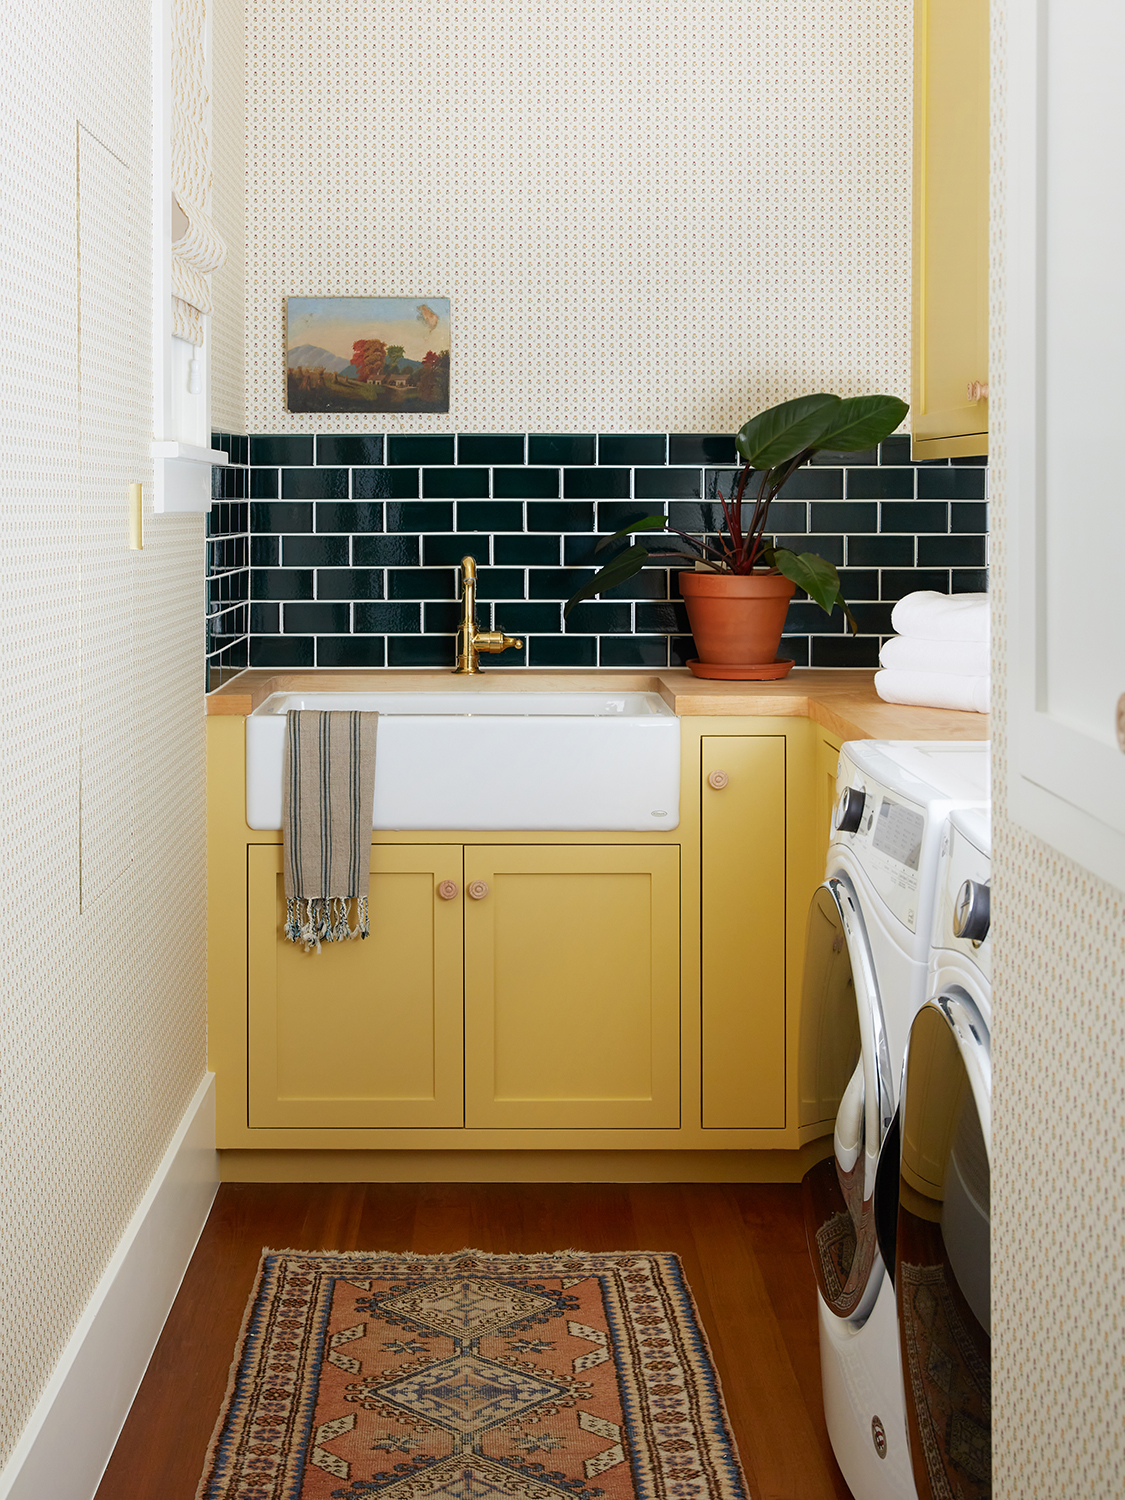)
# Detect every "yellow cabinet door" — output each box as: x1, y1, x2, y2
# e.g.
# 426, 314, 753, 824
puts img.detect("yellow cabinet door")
247, 844, 464, 1128
701, 737, 786, 1129
912, 0, 990, 458
463, 845, 680, 1129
